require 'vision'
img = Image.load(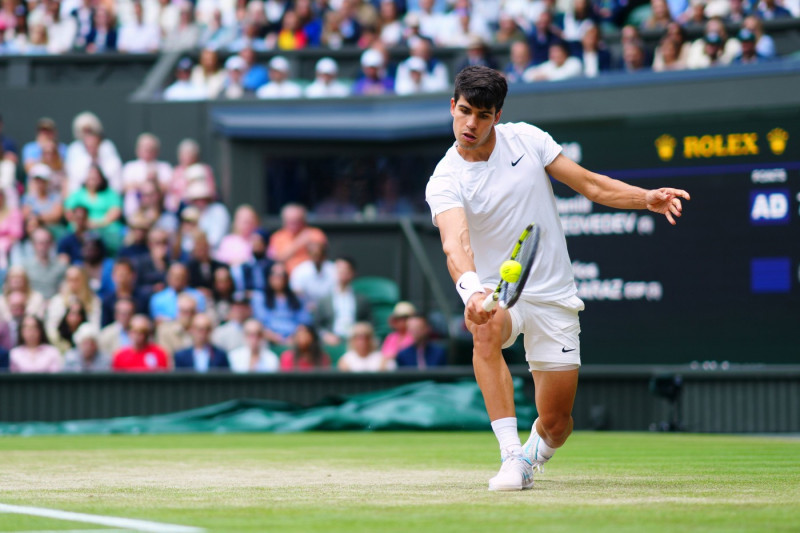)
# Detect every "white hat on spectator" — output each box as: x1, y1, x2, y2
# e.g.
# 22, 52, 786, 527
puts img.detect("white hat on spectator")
185, 181, 213, 201
361, 49, 384, 69
73, 323, 100, 344
269, 55, 290, 72
29, 163, 52, 181
225, 55, 247, 71
404, 12, 420, 28
316, 57, 338, 75
406, 56, 427, 73
185, 163, 207, 182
